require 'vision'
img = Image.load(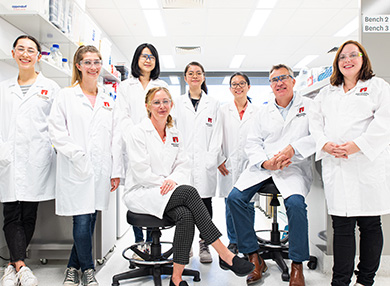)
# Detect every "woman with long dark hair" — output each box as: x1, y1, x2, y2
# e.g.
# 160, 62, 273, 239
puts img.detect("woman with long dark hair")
116, 43, 168, 253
